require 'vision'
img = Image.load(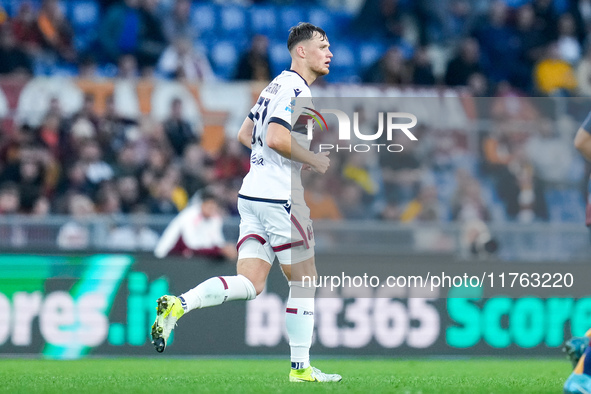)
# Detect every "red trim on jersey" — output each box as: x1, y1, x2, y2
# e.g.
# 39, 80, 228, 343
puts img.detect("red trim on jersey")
218, 276, 228, 290
272, 241, 304, 252
286, 308, 298, 314
290, 215, 309, 249
236, 234, 266, 251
